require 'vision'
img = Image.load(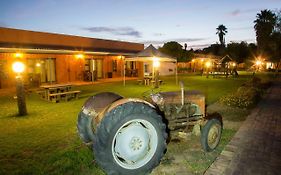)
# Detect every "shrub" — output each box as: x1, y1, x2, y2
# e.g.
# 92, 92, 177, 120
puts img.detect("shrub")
219, 77, 270, 108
